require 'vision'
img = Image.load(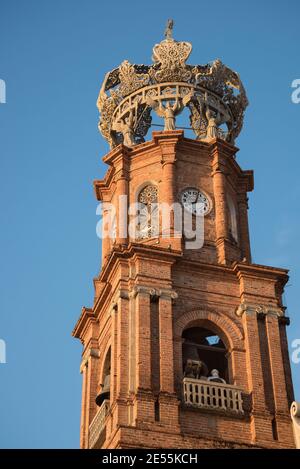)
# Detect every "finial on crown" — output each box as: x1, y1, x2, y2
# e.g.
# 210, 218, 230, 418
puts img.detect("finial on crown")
164, 19, 174, 40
